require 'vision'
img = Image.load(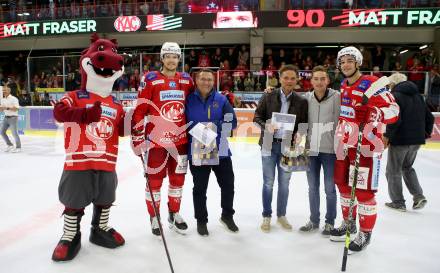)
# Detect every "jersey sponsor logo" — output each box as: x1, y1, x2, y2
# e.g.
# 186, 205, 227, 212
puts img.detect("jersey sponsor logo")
152, 79, 165, 85
349, 165, 369, 190
371, 155, 380, 190
179, 79, 189, 84
77, 91, 90, 99
169, 81, 177, 88
212, 101, 219, 108
86, 117, 115, 140
146, 72, 157, 80
341, 97, 351, 105
101, 106, 117, 119
340, 105, 355, 118
373, 87, 387, 96
160, 101, 185, 122
358, 80, 371, 92
86, 104, 117, 119
160, 90, 185, 101
352, 90, 363, 97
